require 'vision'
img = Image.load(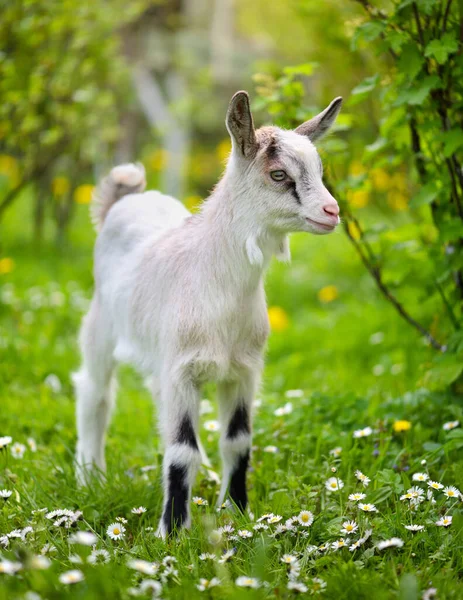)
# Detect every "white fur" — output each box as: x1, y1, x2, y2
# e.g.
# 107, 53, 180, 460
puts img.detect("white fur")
74, 92, 341, 535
